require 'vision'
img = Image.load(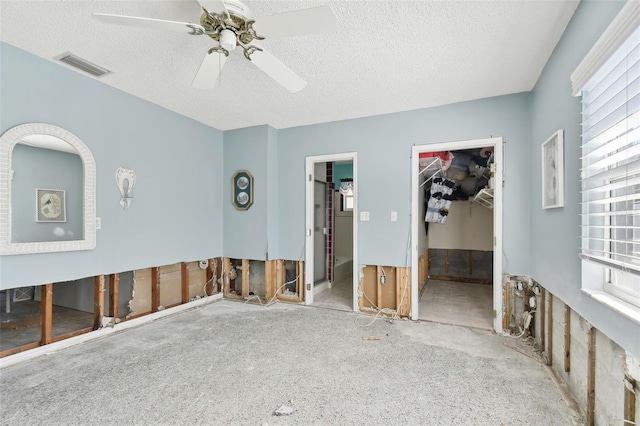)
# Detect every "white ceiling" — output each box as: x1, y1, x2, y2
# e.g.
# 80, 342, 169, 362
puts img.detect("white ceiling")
0, 0, 580, 131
